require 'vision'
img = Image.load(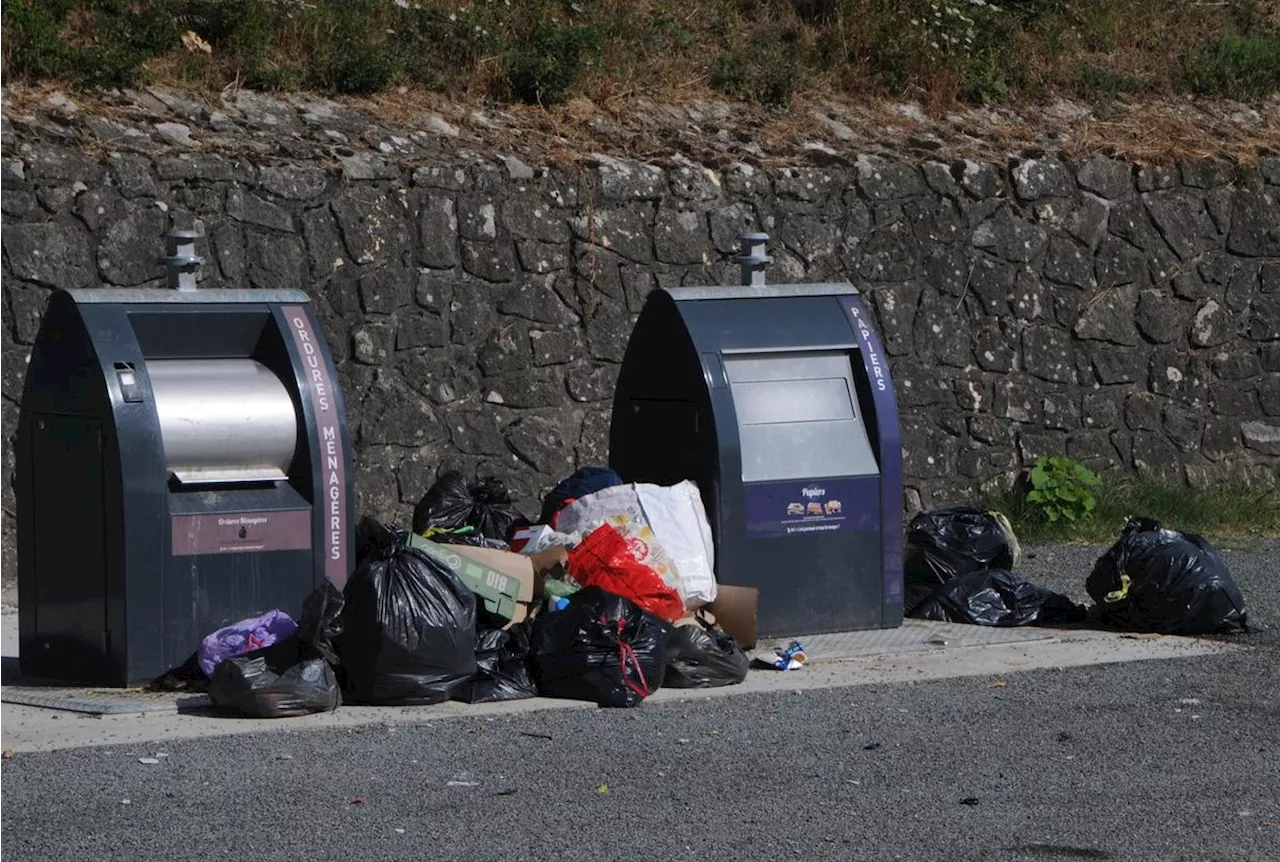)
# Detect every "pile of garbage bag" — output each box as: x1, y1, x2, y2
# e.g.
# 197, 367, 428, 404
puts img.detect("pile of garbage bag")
195, 465, 748, 718
456, 620, 539, 704
664, 617, 750, 688
904, 506, 1250, 636
904, 507, 1084, 627
209, 583, 344, 718
911, 568, 1086, 627
192, 463, 1254, 721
